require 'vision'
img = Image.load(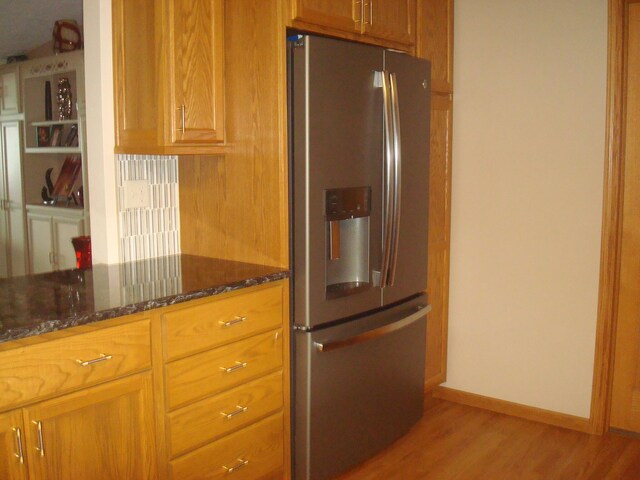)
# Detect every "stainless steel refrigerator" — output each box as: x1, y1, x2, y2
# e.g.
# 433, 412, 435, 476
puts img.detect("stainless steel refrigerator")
289, 34, 431, 480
